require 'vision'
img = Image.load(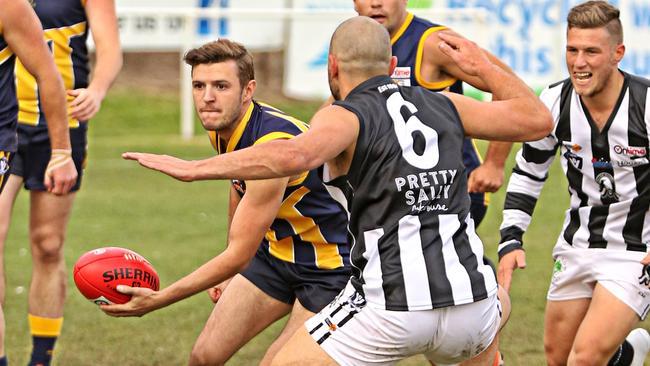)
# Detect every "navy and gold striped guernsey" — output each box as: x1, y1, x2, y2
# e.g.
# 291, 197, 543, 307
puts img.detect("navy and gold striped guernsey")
16, 0, 89, 130
389, 13, 487, 212
0, 22, 17, 152
208, 101, 350, 269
